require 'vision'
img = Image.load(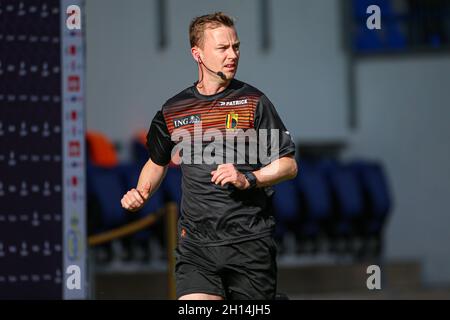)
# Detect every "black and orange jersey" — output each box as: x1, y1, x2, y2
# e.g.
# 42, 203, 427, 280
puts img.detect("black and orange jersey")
146, 78, 295, 246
